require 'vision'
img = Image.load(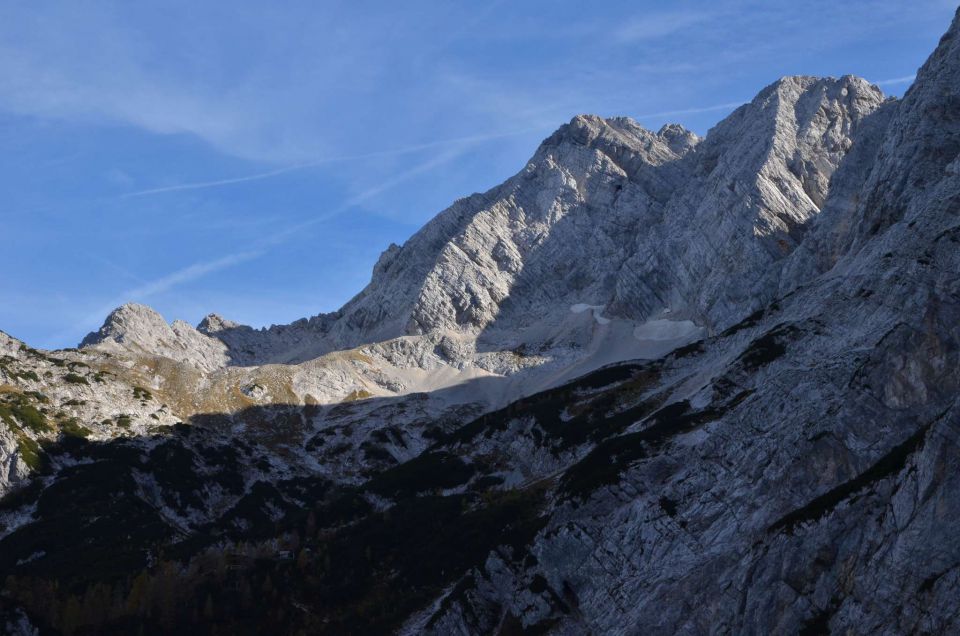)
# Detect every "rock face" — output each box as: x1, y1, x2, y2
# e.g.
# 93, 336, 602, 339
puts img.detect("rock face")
412, 13, 960, 634
82, 74, 885, 373
2, 8, 960, 636
82, 303, 230, 372
319, 75, 882, 349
